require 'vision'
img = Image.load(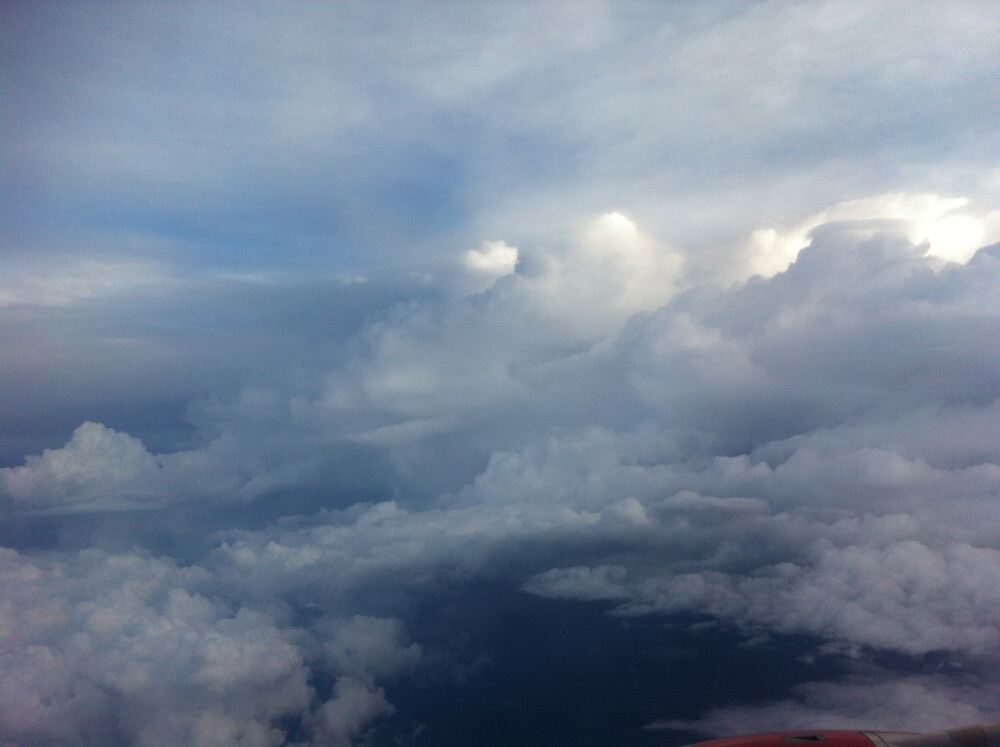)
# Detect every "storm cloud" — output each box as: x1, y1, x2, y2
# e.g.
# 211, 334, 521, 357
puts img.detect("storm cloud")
3, 2, 1000, 745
